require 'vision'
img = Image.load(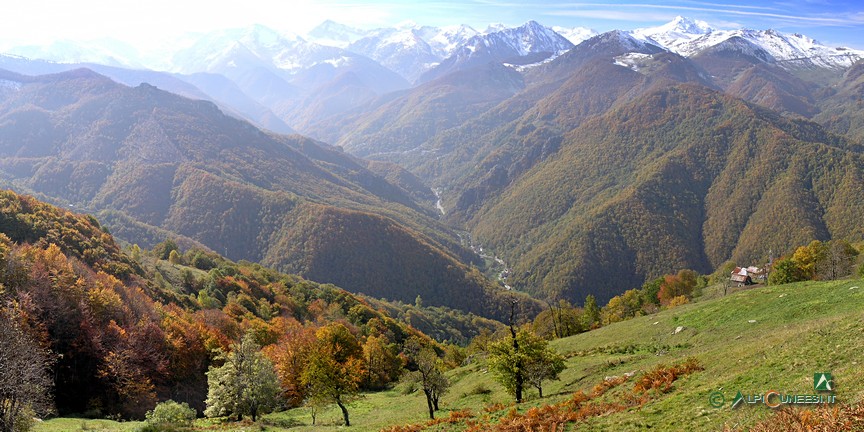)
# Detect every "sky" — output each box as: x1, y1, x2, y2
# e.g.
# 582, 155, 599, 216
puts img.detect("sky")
2, 0, 863, 50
